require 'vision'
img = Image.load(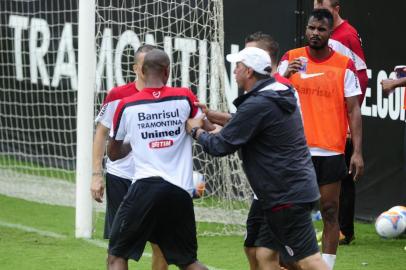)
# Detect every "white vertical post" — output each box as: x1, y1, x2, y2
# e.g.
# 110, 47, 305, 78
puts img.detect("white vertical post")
75, 0, 96, 238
